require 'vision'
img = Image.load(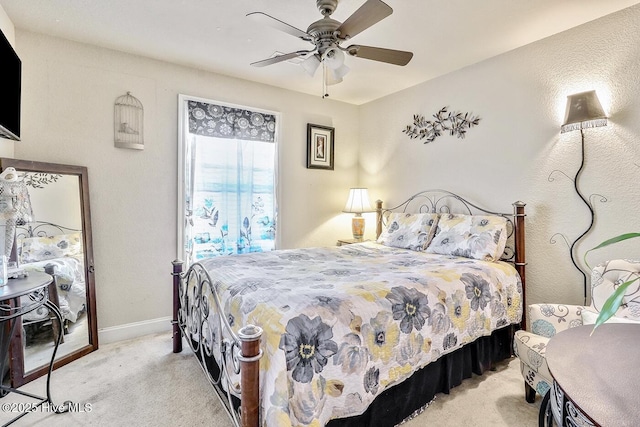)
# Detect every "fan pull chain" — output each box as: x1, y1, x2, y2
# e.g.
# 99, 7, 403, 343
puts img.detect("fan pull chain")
322, 62, 329, 99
